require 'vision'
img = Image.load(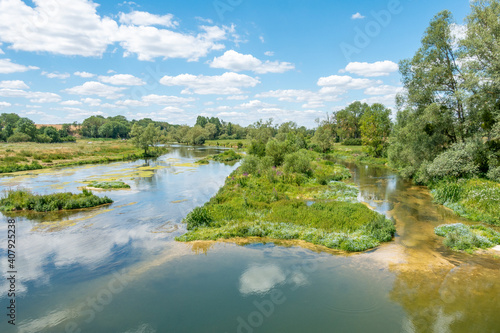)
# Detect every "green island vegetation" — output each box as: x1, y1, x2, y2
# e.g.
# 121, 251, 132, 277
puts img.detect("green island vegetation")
435, 224, 500, 253
0, 188, 113, 212
176, 131, 396, 252
85, 181, 131, 189
196, 149, 243, 164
